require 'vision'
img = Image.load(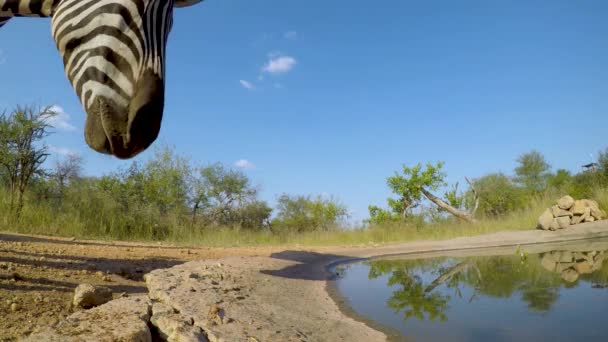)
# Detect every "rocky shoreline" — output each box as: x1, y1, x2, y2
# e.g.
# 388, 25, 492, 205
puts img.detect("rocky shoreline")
20, 221, 608, 342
